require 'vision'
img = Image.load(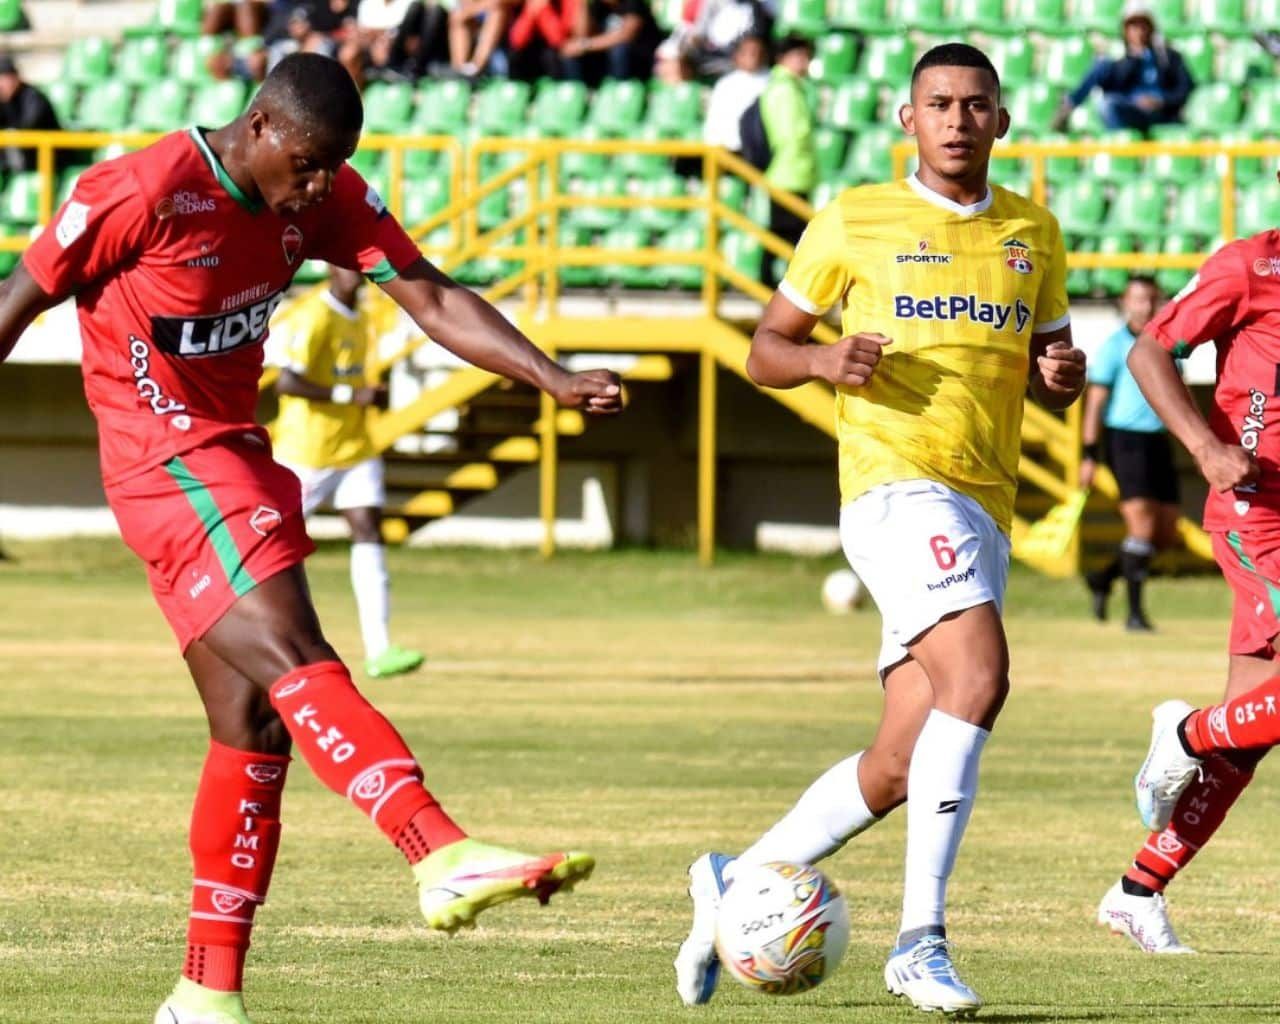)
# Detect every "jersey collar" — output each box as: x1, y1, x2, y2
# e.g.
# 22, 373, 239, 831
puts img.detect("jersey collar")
321, 290, 360, 320
188, 127, 263, 214
906, 173, 993, 217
